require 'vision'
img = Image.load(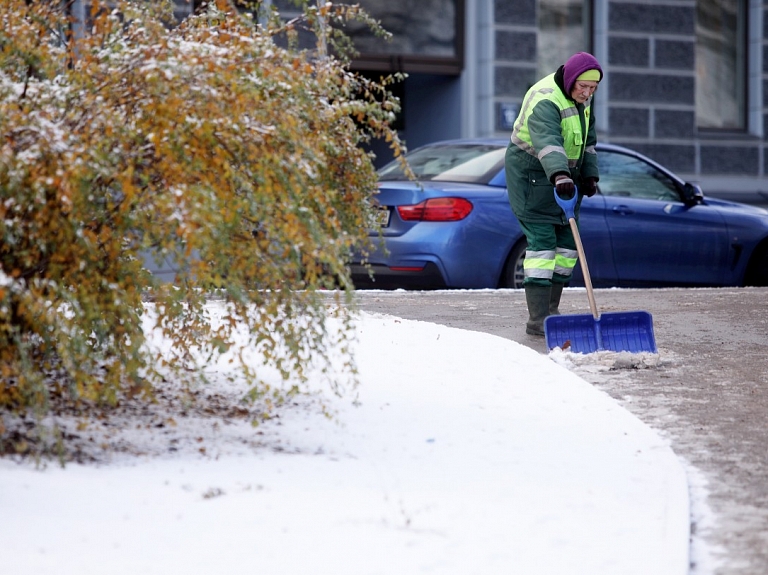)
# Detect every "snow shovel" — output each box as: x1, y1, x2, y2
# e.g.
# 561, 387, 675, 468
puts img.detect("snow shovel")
544, 188, 657, 354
